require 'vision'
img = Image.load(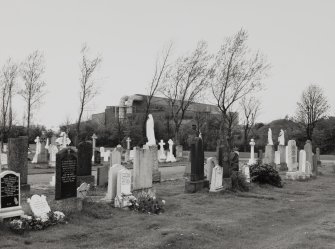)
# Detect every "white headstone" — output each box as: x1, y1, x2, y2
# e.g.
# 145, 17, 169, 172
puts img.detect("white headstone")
126, 137, 131, 150
77, 182, 90, 199
50, 175, 55, 187
299, 150, 306, 173
116, 168, 132, 196
27, 195, 51, 219
48, 145, 58, 167
275, 151, 280, 165
129, 149, 135, 160
32, 136, 41, 163
146, 114, 156, 146
248, 139, 256, 165
278, 129, 285, 146
205, 157, 216, 183
287, 140, 298, 171
158, 140, 166, 162
166, 139, 176, 162
103, 150, 110, 162
244, 164, 251, 183
209, 165, 223, 192
105, 164, 124, 202
268, 128, 274, 145
100, 147, 105, 154
91, 133, 97, 162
